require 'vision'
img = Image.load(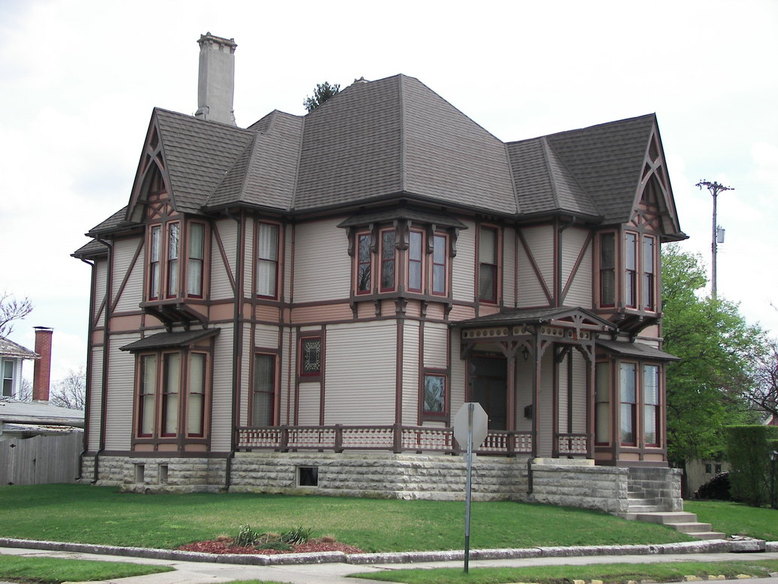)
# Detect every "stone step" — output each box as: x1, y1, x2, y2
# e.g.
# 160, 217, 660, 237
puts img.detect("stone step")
687, 531, 727, 540
671, 521, 713, 533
